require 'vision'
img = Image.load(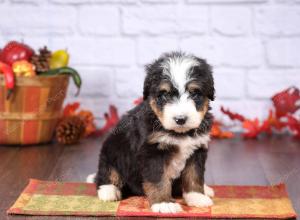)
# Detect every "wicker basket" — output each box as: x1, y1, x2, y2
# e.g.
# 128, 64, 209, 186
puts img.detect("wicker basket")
0, 75, 69, 145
